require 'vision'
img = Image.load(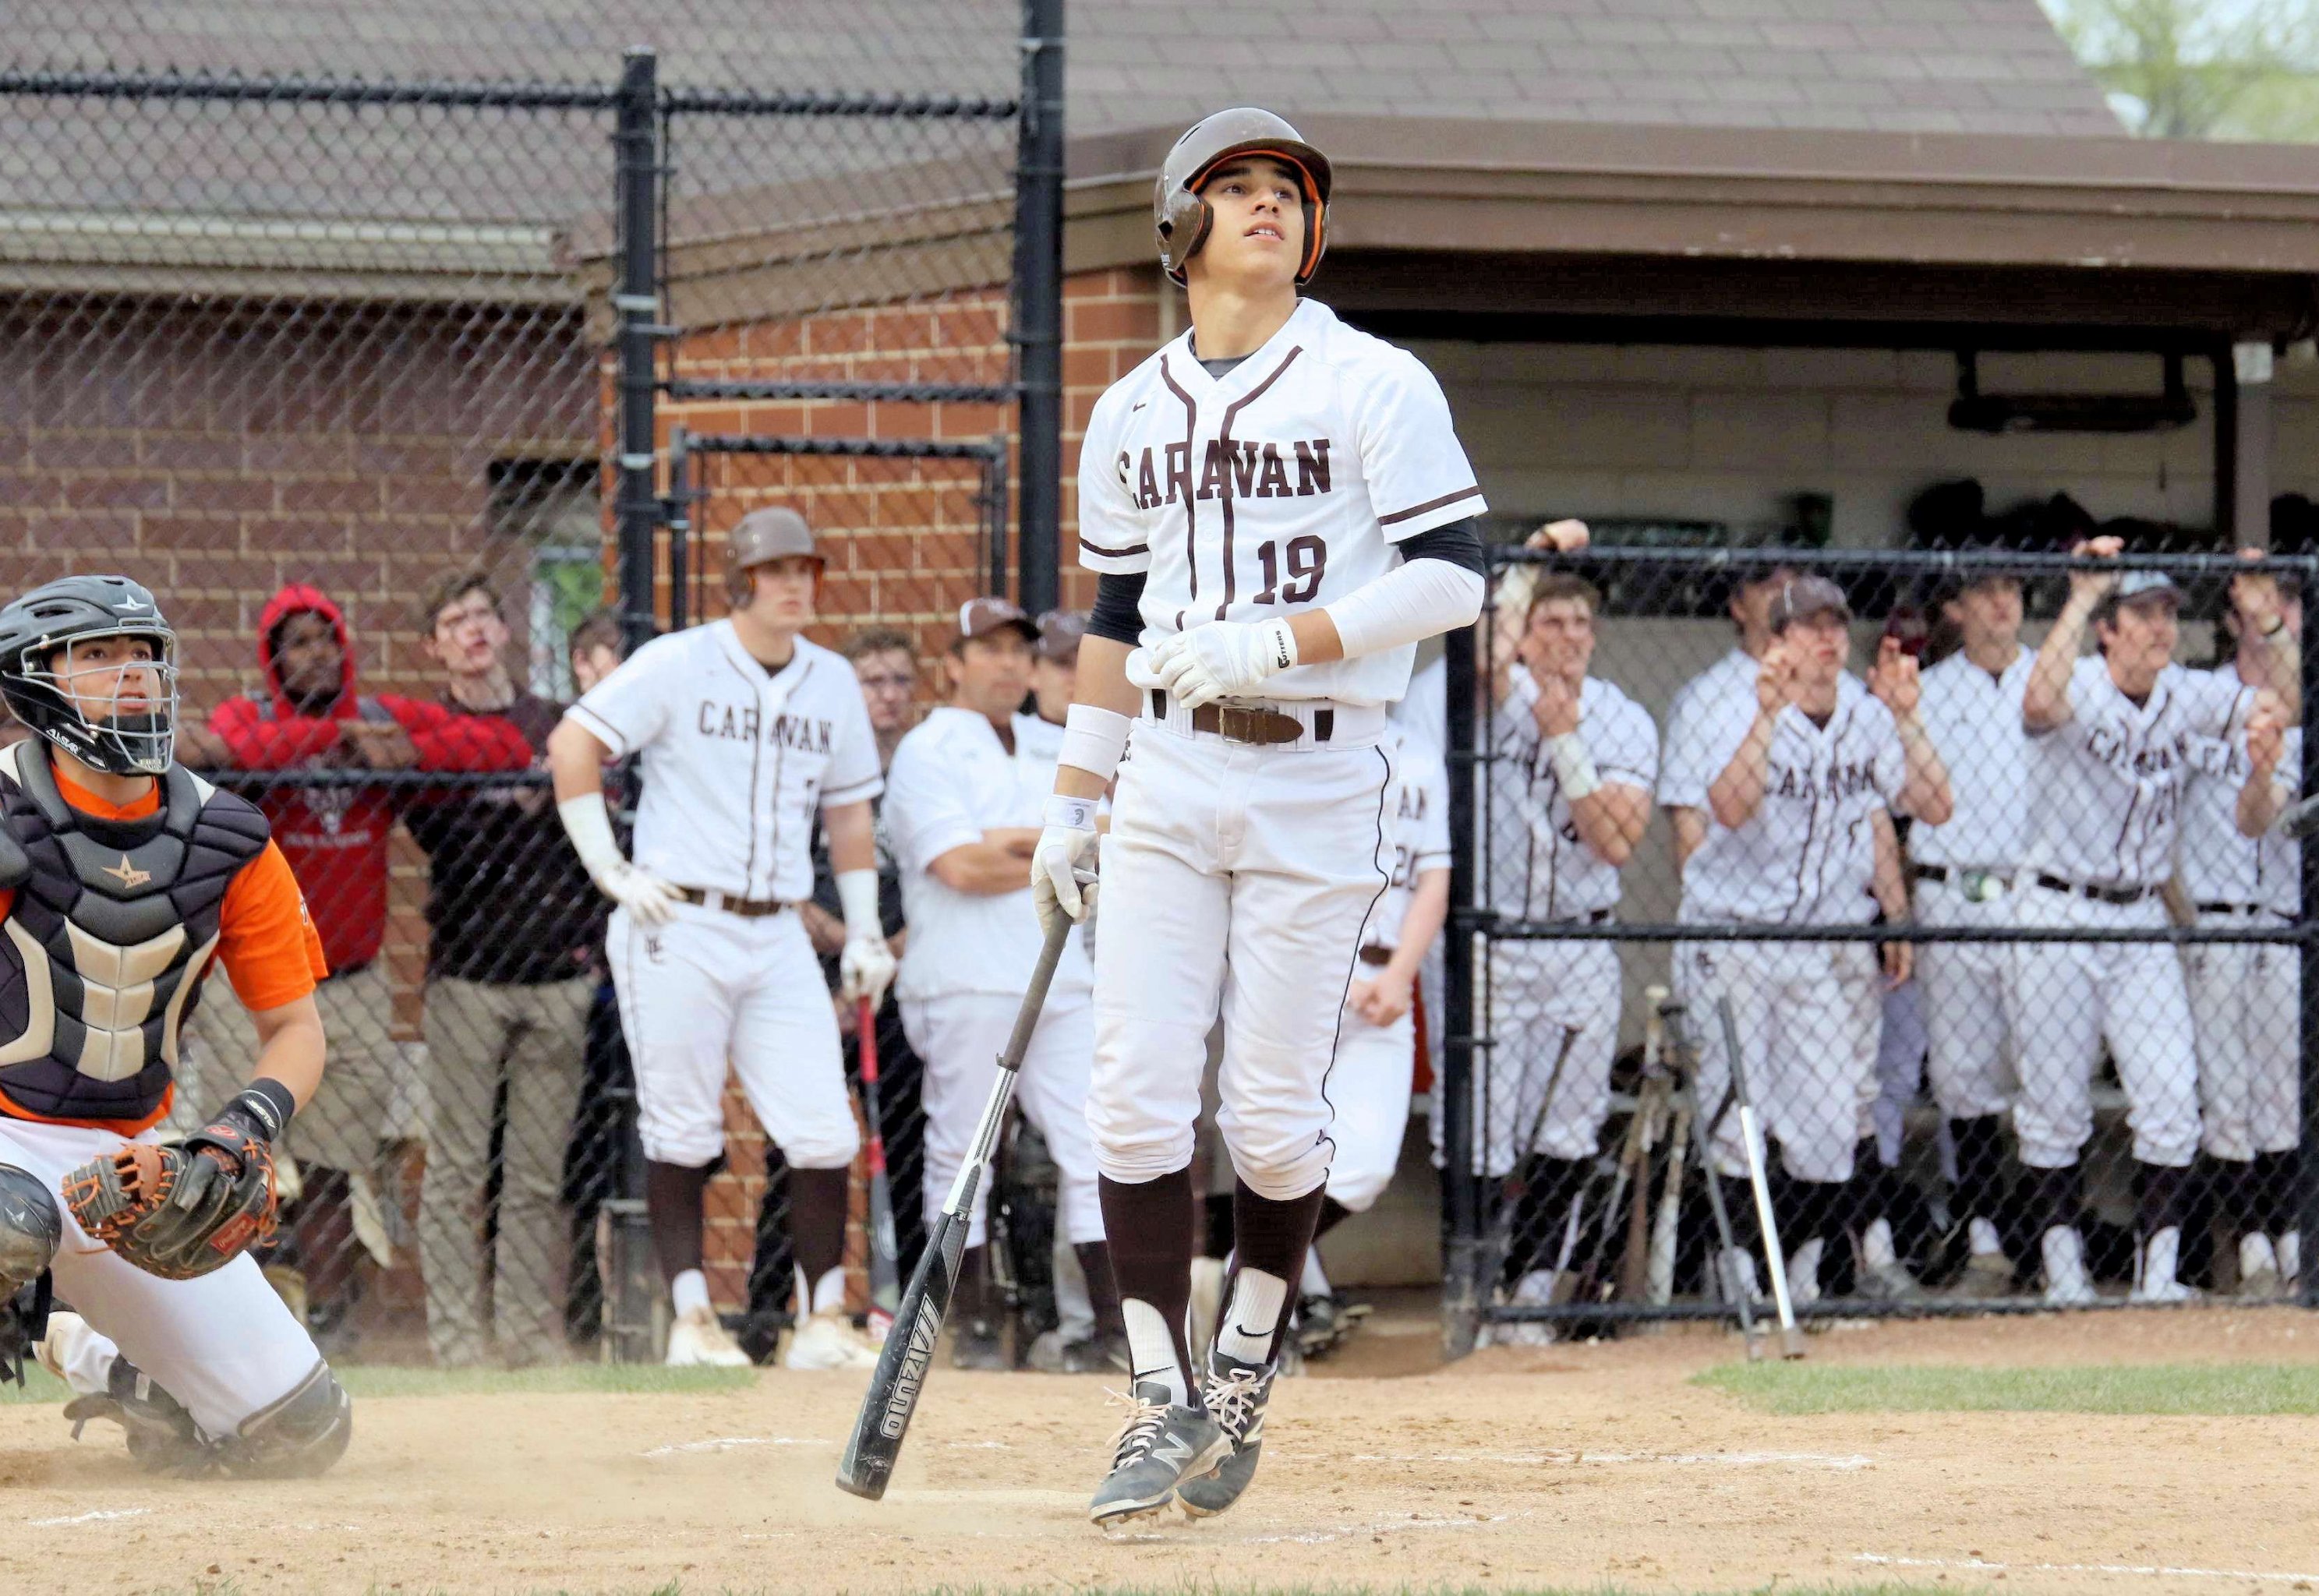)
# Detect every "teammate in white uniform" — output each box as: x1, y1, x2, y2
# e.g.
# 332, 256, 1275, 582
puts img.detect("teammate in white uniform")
1673, 577, 1952, 1305
1909, 570, 2036, 1295
2177, 574, 2302, 1295
548, 508, 895, 1370
2016, 538, 2289, 1303
1292, 722, 1450, 1352
1472, 571, 1654, 1336
1661, 561, 1802, 870
1030, 108, 1537, 1526
883, 598, 1120, 1371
